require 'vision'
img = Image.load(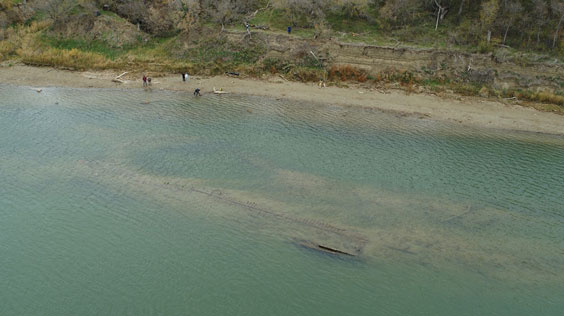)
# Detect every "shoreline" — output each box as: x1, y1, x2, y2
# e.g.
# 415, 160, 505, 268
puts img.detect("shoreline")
1, 64, 564, 135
